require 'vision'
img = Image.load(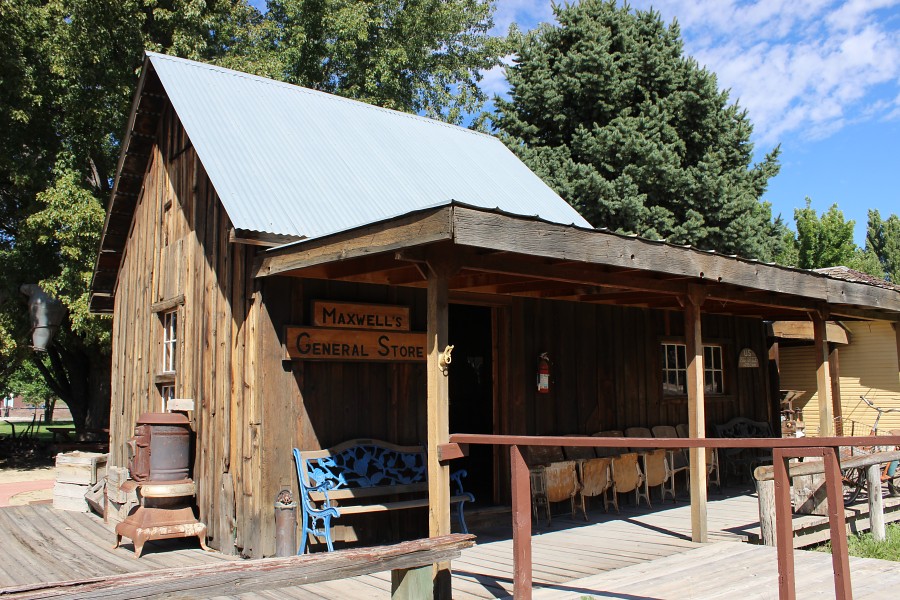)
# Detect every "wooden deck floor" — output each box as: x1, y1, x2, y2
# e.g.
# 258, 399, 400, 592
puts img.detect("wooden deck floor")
1, 486, 898, 599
